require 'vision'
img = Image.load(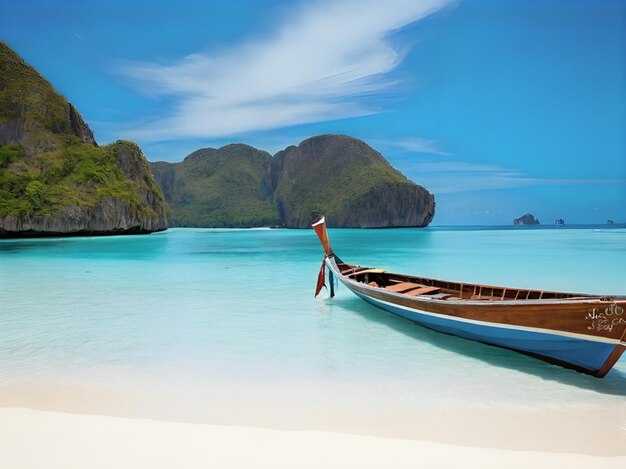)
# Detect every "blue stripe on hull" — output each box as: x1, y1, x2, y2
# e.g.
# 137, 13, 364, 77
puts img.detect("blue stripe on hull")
353, 291, 615, 373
